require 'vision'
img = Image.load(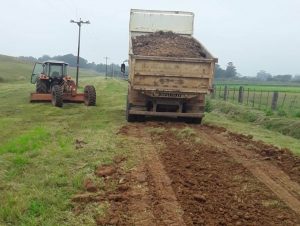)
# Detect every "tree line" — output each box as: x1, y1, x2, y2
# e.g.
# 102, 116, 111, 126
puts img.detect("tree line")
215, 62, 300, 82
19, 54, 127, 77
